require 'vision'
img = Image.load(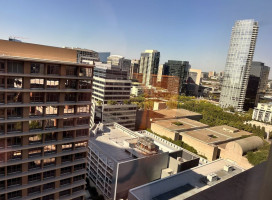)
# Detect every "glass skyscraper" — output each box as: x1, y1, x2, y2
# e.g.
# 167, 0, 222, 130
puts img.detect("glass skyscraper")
219, 19, 258, 111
